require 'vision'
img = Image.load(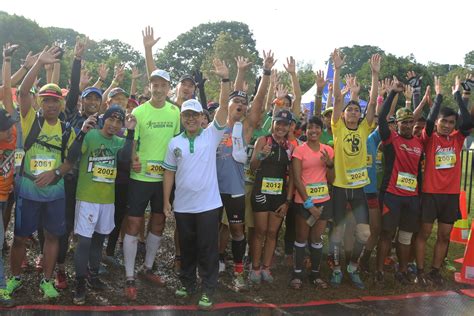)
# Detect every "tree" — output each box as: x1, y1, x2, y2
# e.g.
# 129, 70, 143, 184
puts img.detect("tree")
155, 21, 260, 82
46, 26, 81, 48
465, 51, 474, 70
339, 45, 384, 76
201, 32, 259, 102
